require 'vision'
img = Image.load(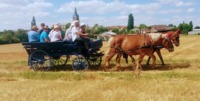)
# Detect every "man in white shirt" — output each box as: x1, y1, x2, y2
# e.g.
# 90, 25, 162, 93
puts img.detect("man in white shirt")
64, 22, 74, 41
71, 20, 90, 49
